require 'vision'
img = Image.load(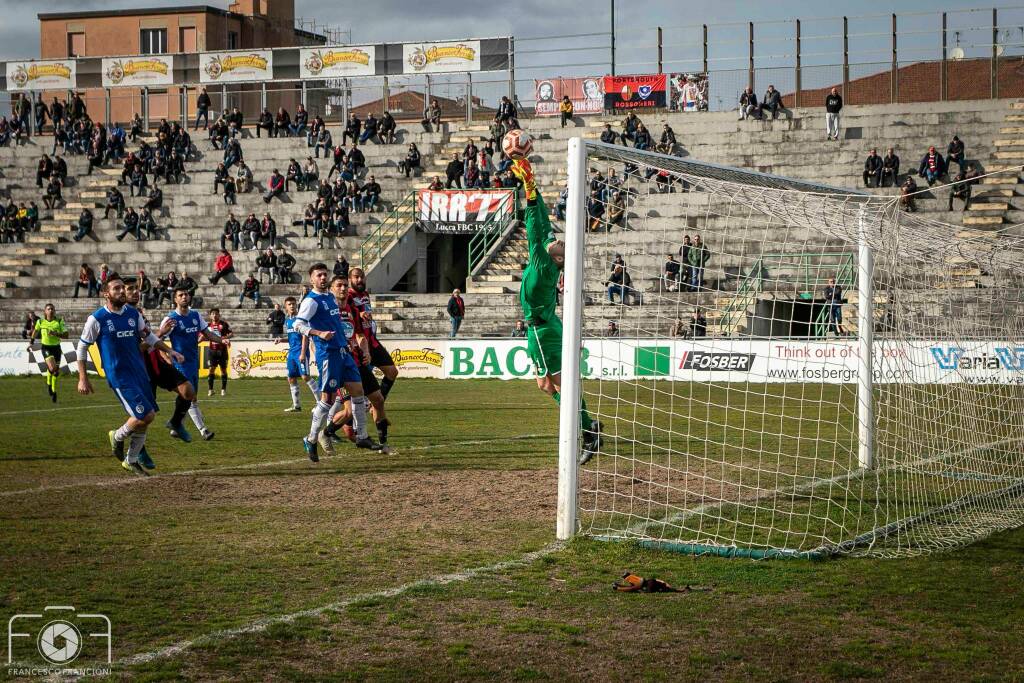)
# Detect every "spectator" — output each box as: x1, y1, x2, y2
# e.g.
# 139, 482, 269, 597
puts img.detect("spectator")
663, 254, 681, 291
600, 122, 618, 145
348, 143, 365, 176
825, 87, 843, 140
679, 235, 693, 290
447, 289, 466, 337
242, 213, 260, 250
42, 176, 63, 210
71, 208, 94, 242
559, 96, 574, 128
222, 172, 237, 205
427, 100, 442, 130
863, 148, 882, 188
361, 175, 382, 212
52, 155, 68, 185
607, 191, 626, 229
157, 271, 178, 306
209, 249, 235, 284
342, 113, 361, 145
139, 208, 159, 240
34, 96, 49, 134
900, 176, 918, 212
946, 135, 966, 174
277, 248, 296, 283
738, 87, 759, 120
881, 148, 900, 187
621, 111, 641, 144
136, 269, 155, 307
949, 163, 980, 212
259, 213, 277, 249
223, 137, 242, 171
274, 107, 291, 137
291, 104, 309, 137
605, 320, 619, 337
587, 190, 604, 232
313, 126, 333, 159
285, 158, 303, 192
428, 175, 444, 191
303, 156, 319, 189
265, 303, 286, 337
263, 169, 285, 203
22, 311, 39, 340
178, 271, 198, 301
669, 317, 689, 338
446, 153, 465, 189
128, 163, 148, 197
256, 108, 275, 138
918, 146, 946, 186
691, 308, 707, 338
606, 264, 627, 304
221, 213, 241, 251
333, 254, 350, 279
360, 113, 379, 144
688, 234, 710, 290
399, 143, 421, 178
238, 273, 262, 308
116, 207, 141, 241
257, 248, 278, 283
195, 87, 212, 130
633, 124, 653, 151
144, 185, 163, 213
554, 185, 569, 221
464, 160, 481, 189
657, 124, 677, 154
761, 85, 782, 119
497, 96, 516, 125
103, 186, 125, 219
73, 263, 98, 298
235, 161, 253, 194
379, 110, 397, 144
35, 154, 53, 188
824, 277, 845, 336
511, 320, 526, 338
